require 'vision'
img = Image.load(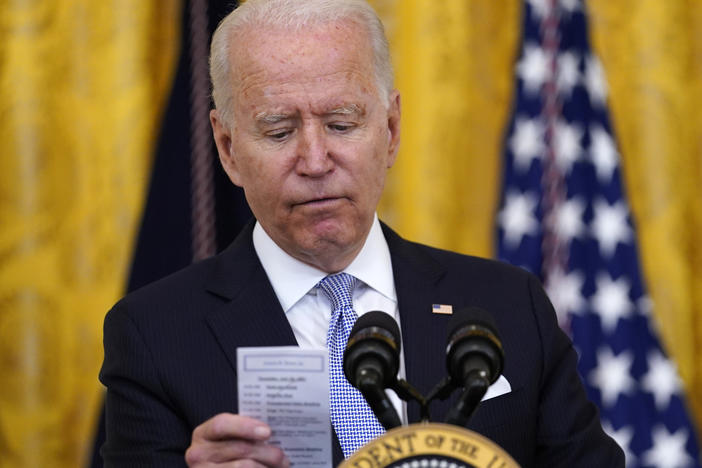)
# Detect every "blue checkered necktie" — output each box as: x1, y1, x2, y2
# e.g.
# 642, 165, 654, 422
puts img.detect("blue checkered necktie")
317, 273, 384, 458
